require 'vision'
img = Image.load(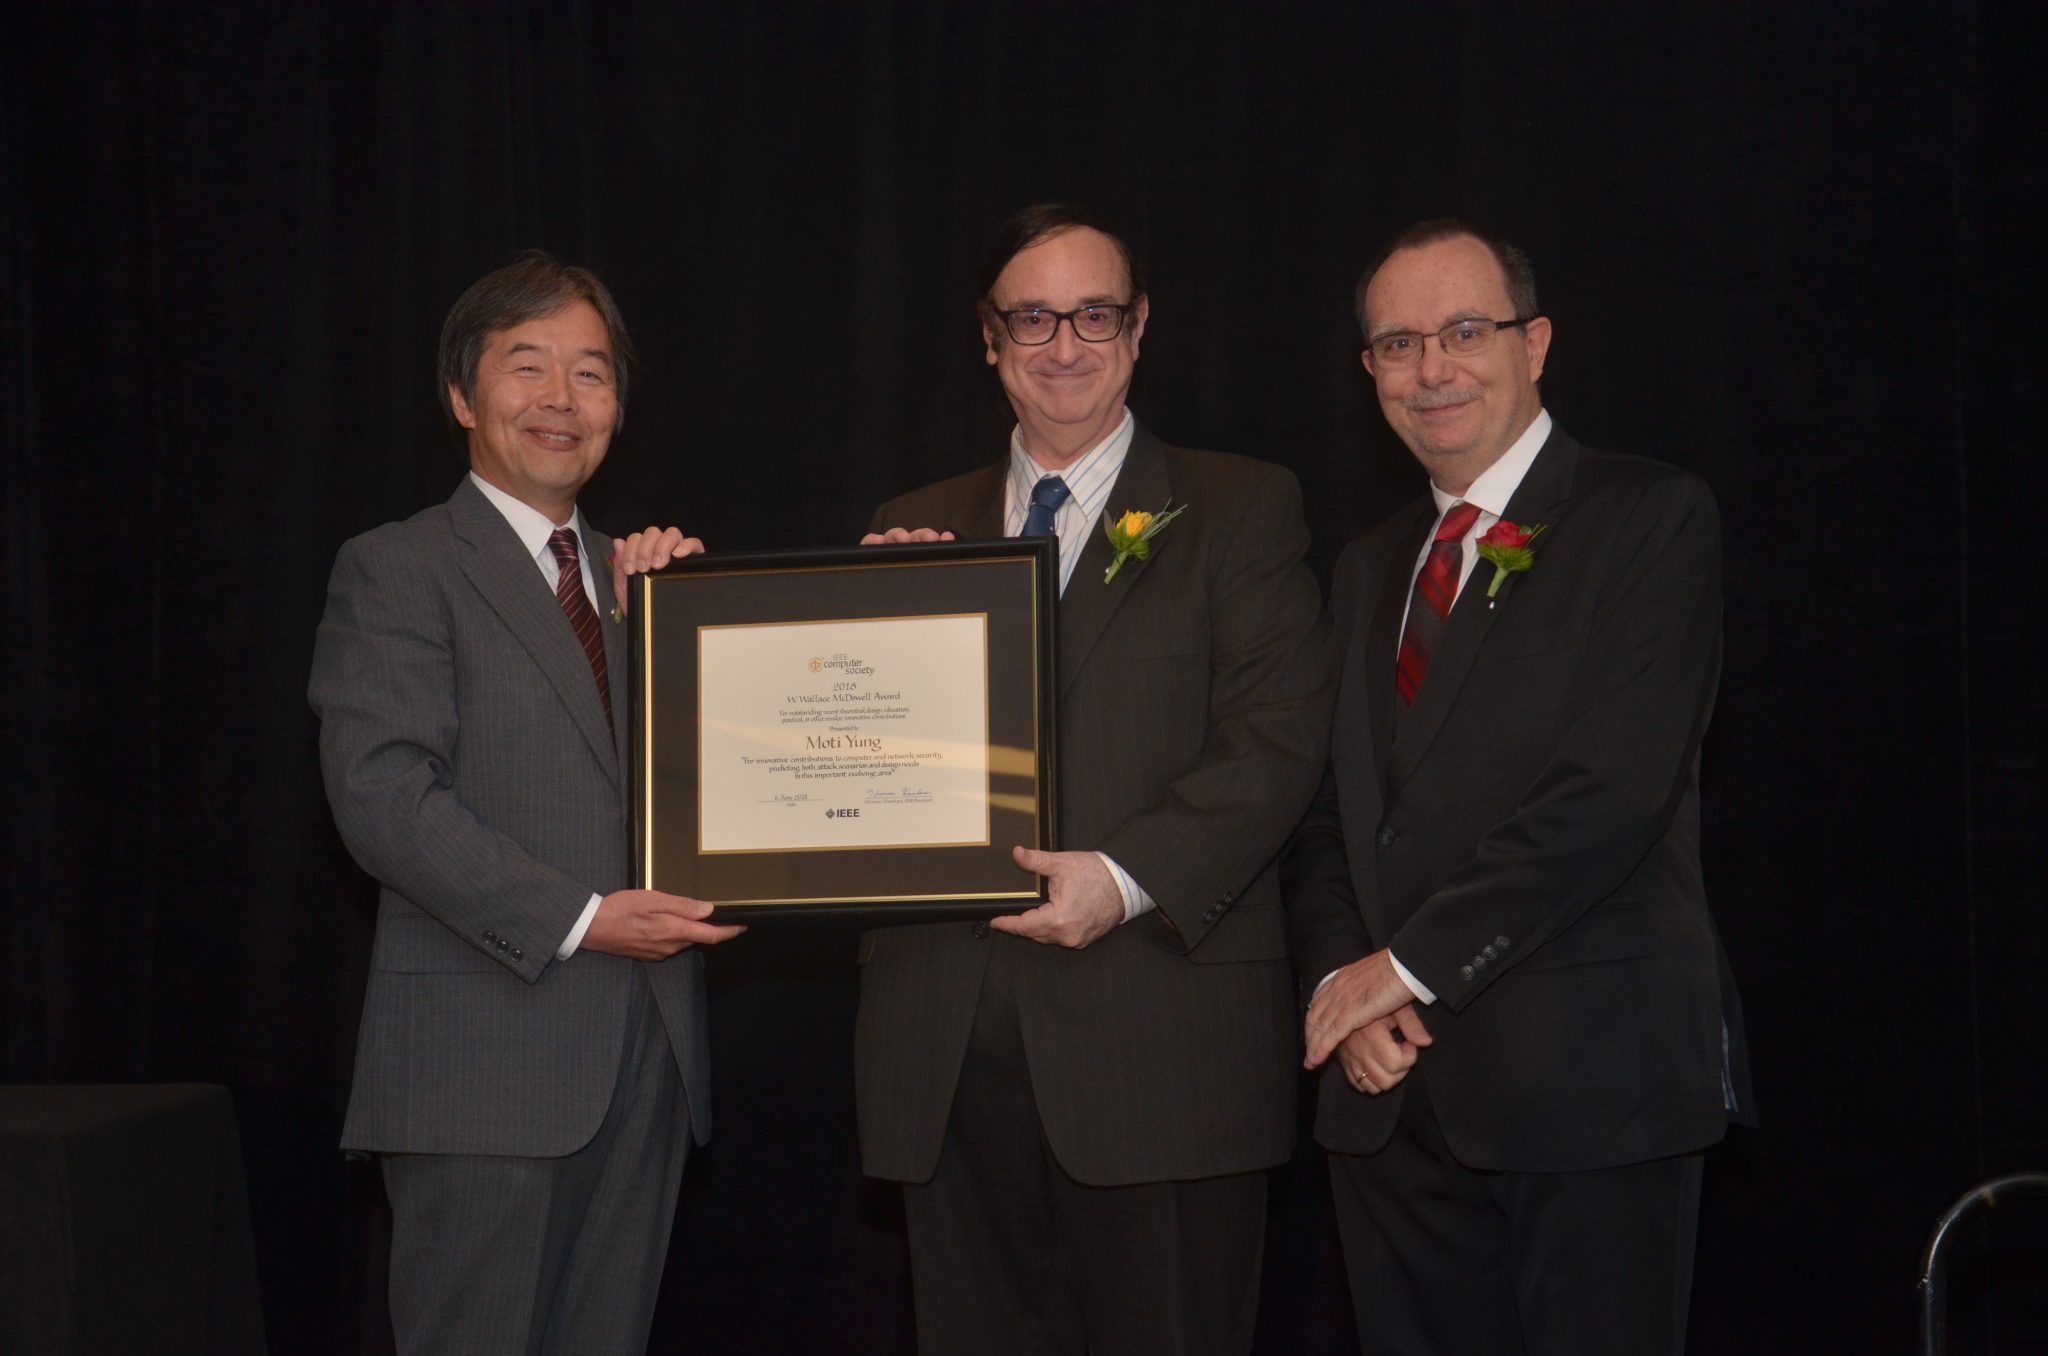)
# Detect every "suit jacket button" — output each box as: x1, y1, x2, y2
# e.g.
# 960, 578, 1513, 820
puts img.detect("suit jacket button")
482, 930, 496, 943
1482, 945, 1497, 960
1473, 956, 1487, 970
1220, 891, 1234, 905
1376, 825, 1396, 847
497, 938, 509, 951
1459, 965, 1475, 981
1496, 935, 1511, 949
511, 948, 523, 961
972, 921, 990, 939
